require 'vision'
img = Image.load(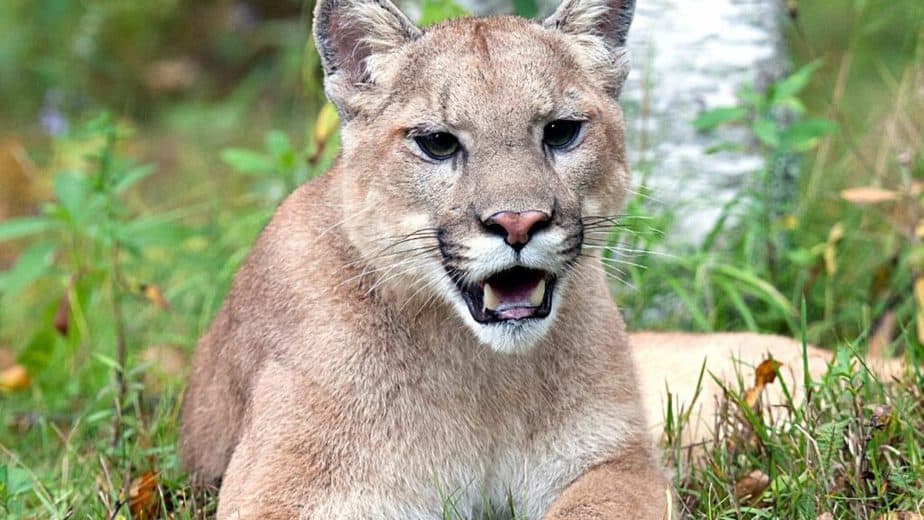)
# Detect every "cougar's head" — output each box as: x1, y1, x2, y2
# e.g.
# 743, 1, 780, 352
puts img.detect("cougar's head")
314, 0, 634, 353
